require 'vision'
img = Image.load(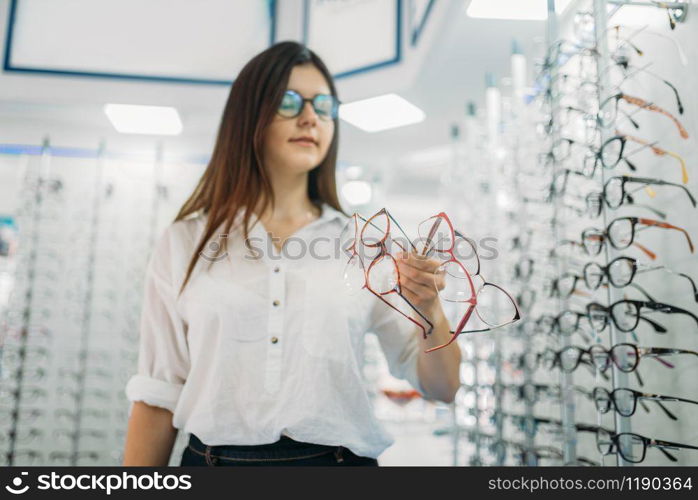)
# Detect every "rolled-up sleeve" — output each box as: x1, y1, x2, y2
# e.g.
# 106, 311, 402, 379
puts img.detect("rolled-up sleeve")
125, 225, 190, 413
367, 298, 426, 396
